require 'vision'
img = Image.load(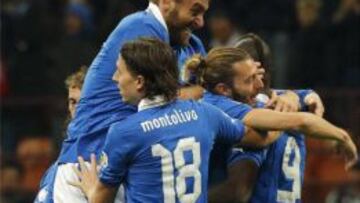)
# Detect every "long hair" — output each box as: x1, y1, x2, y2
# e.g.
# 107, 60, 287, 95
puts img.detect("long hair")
121, 37, 179, 101
185, 47, 250, 93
